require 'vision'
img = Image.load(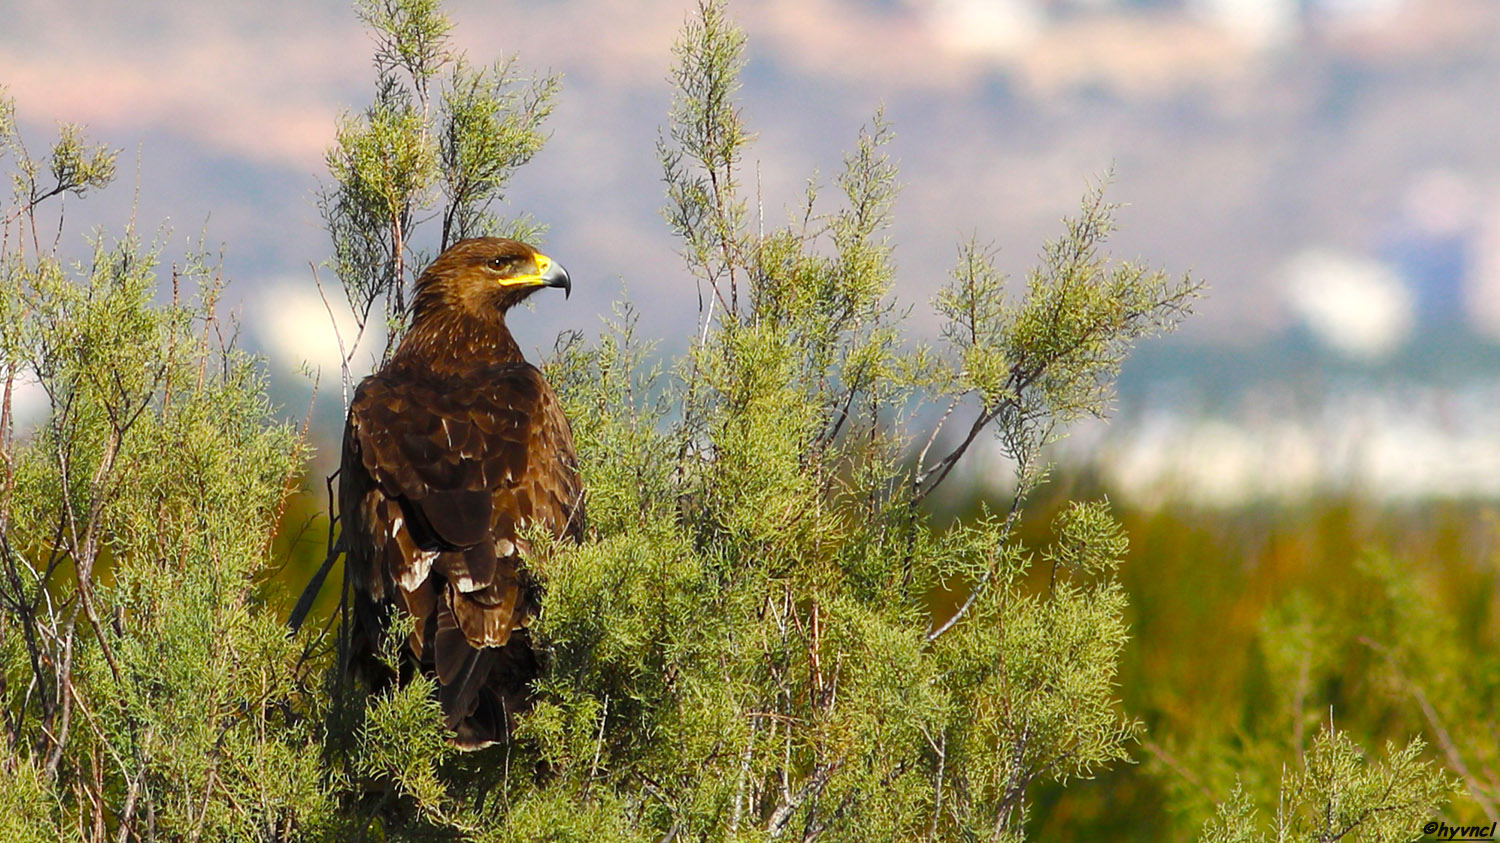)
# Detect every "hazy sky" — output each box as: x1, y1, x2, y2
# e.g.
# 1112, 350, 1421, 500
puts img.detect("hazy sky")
4, 0, 1499, 374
